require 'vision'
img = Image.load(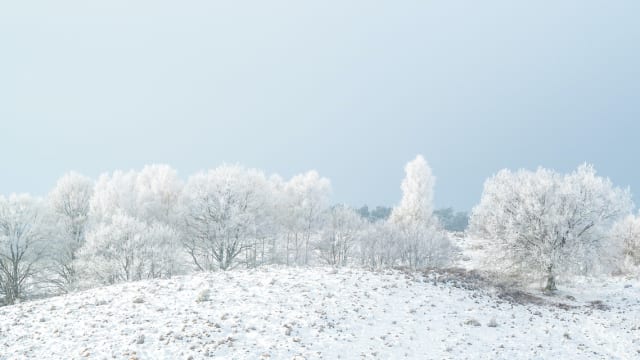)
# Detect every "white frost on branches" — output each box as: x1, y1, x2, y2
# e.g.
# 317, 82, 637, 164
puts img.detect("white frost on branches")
469, 164, 632, 290
388, 155, 451, 269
